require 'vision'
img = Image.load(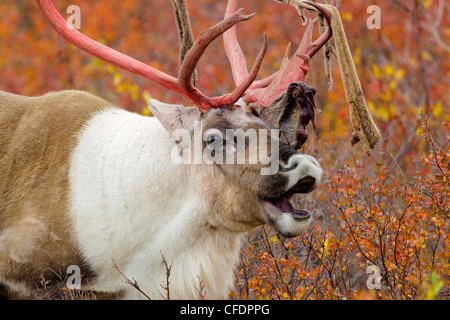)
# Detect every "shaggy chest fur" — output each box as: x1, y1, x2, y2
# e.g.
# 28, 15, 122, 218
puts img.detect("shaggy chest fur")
0, 90, 243, 299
